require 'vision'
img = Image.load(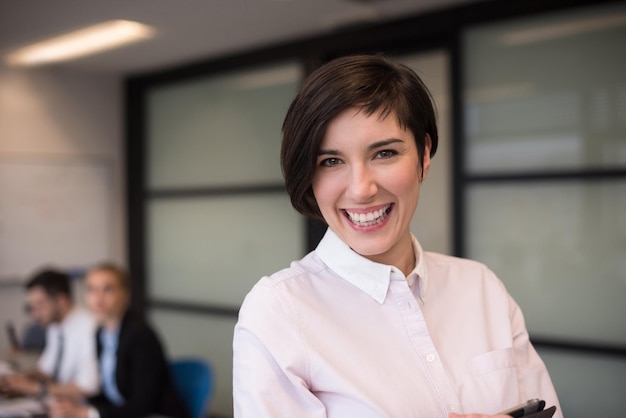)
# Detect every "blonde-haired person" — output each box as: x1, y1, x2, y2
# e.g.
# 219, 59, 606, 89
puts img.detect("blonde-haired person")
233, 54, 562, 418
49, 264, 189, 418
